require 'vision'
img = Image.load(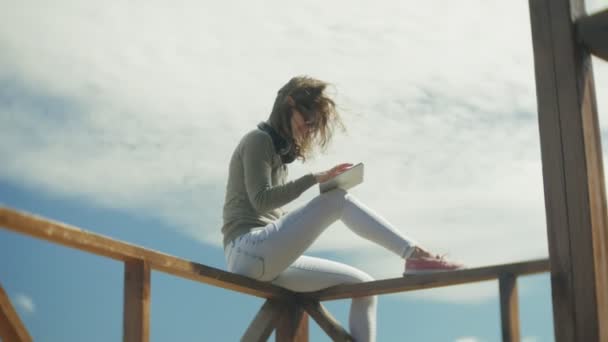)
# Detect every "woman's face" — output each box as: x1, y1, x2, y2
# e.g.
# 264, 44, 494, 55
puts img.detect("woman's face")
290, 109, 312, 143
